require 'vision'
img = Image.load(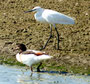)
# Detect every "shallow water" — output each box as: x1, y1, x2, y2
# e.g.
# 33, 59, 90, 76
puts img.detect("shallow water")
0, 65, 90, 84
